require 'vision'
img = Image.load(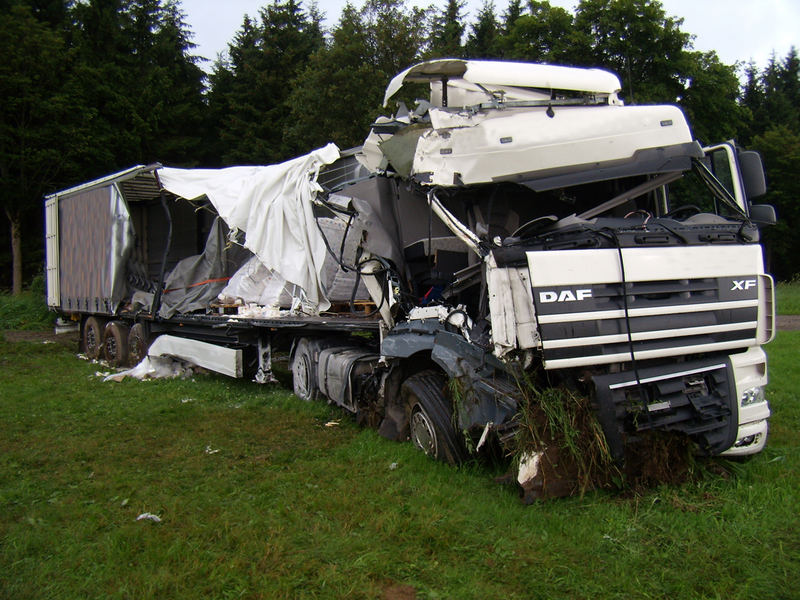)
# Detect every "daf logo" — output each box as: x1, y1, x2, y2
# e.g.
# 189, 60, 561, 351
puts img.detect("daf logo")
731, 279, 757, 291
539, 289, 593, 303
